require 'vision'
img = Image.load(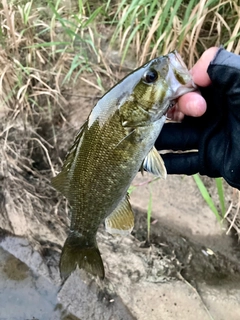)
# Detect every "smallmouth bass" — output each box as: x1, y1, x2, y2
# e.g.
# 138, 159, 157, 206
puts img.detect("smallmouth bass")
52, 51, 196, 280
